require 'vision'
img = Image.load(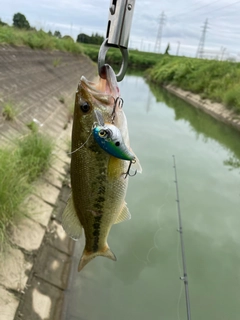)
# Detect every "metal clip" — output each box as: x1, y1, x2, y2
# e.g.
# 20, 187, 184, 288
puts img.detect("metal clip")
98, 0, 135, 82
